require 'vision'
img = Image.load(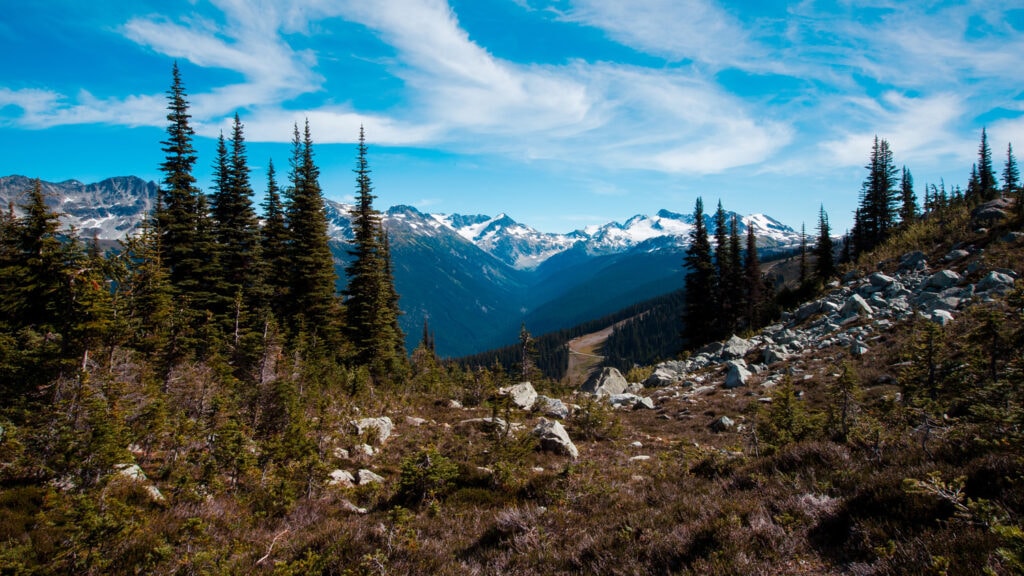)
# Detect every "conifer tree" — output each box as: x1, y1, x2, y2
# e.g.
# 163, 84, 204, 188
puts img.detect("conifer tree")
117, 218, 173, 354
814, 205, 835, 281
344, 127, 404, 376
899, 166, 917, 223
712, 201, 731, 335
284, 121, 341, 347
726, 215, 743, 333
683, 197, 715, 348
798, 222, 808, 286
1002, 143, 1020, 208
977, 127, 998, 201
966, 164, 980, 205
744, 224, 762, 328
260, 160, 290, 318
853, 136, 898, 257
